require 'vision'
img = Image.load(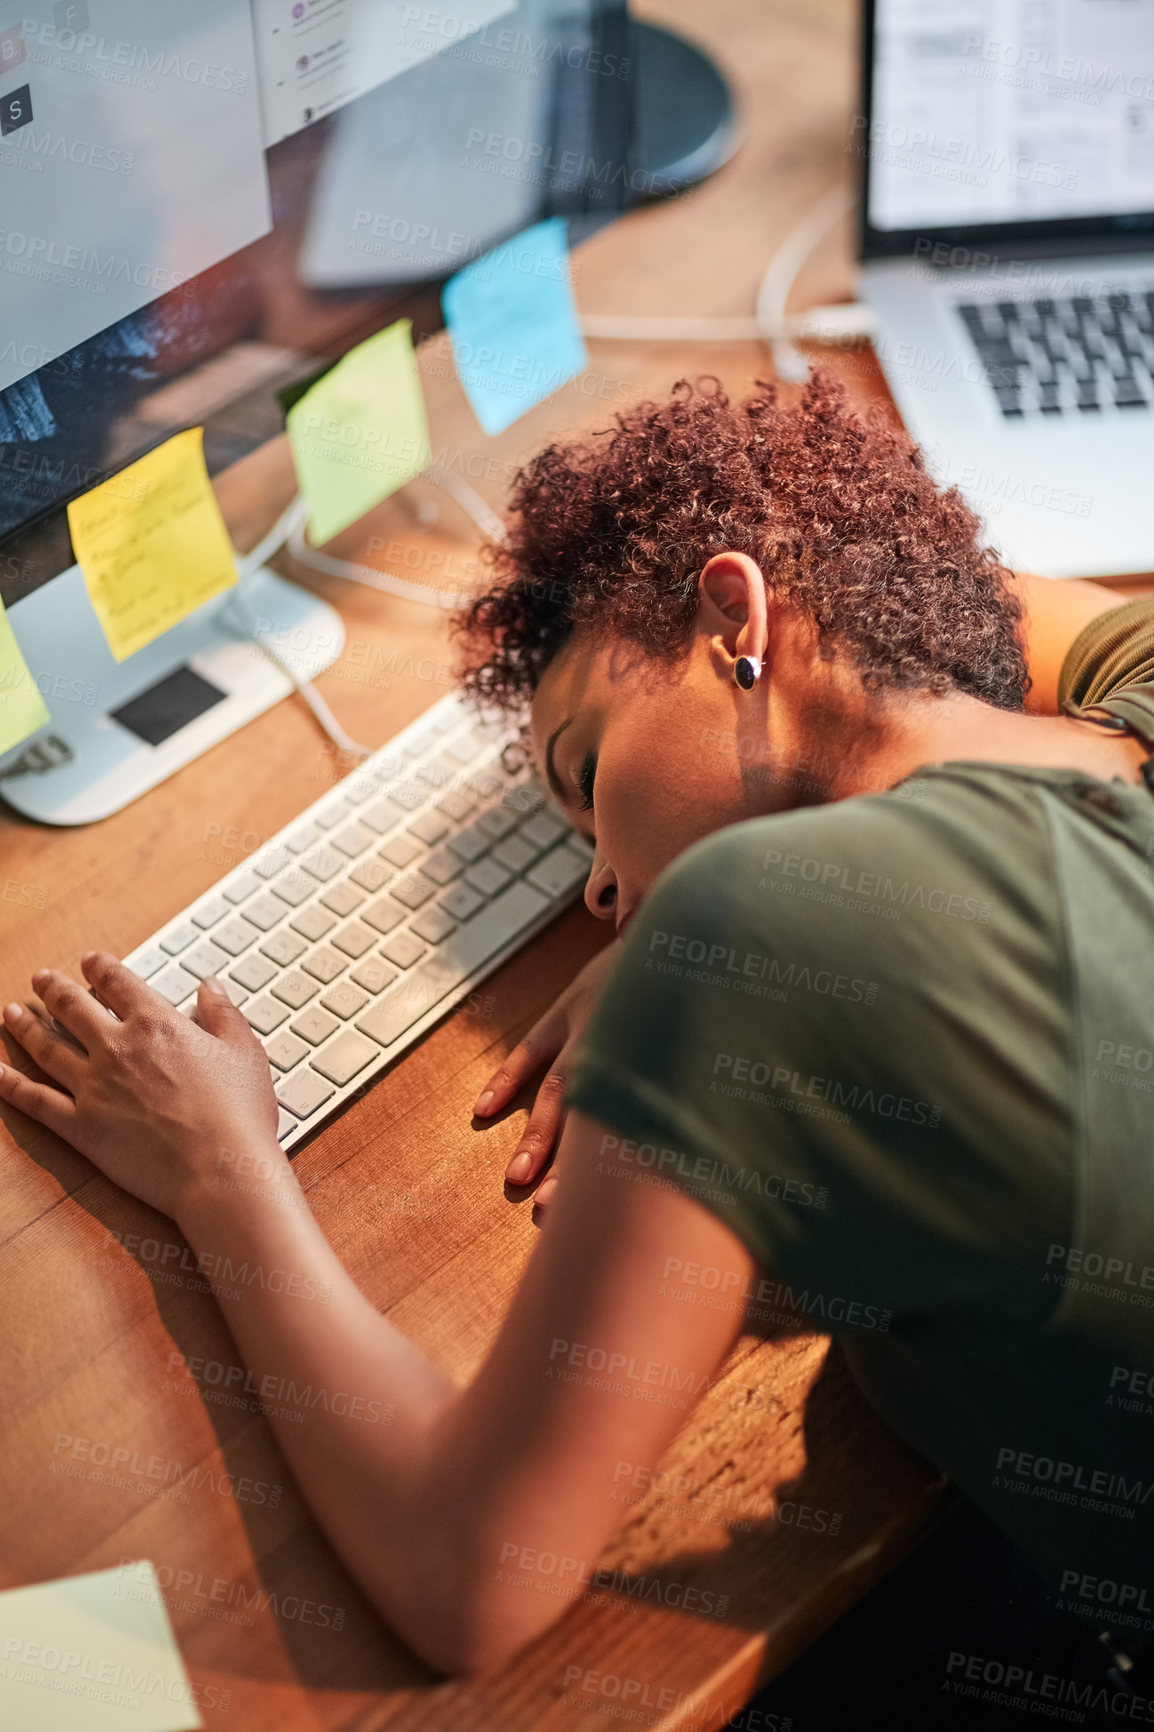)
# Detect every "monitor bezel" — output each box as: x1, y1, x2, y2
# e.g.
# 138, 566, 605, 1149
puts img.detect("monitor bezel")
857, 0, 1154, 263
